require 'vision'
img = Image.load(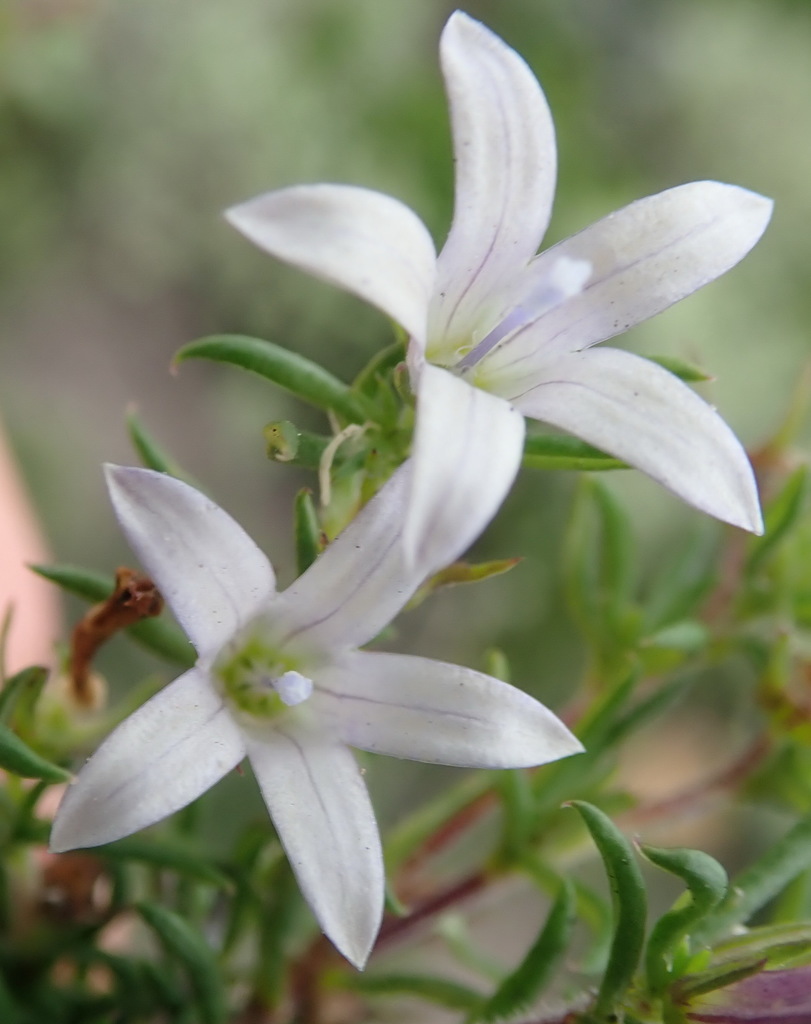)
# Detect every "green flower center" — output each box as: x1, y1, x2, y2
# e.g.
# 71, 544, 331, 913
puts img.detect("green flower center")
215, 634, 313, 718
